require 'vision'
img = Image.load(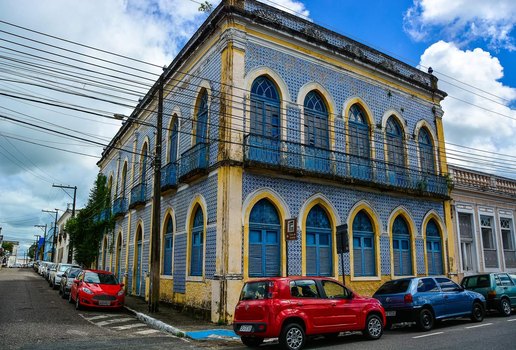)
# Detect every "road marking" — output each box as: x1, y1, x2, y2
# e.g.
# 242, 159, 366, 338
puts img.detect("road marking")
111, 323, 148, 330
83, 315, 111, 321
507, 319, 516, 322
465, 323, 493, 329
95, 318, 134, 326
134, 329, 160, 335
413, 332, 444, 339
